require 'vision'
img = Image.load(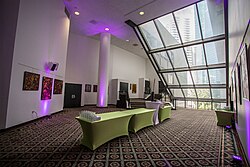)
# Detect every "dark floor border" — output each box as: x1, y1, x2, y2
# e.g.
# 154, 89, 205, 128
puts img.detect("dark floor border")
233, 128, 250, 166
0, 104, 118, 133
0, 110, 64, 133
